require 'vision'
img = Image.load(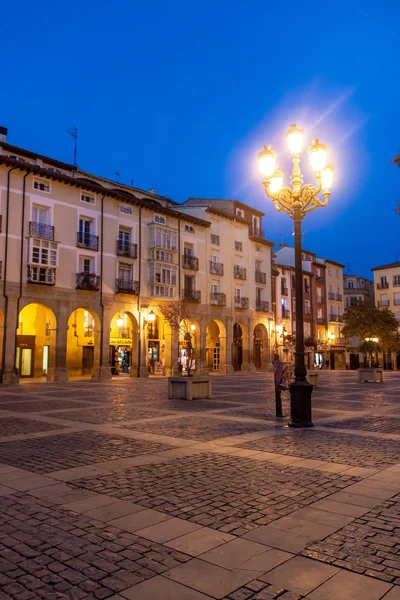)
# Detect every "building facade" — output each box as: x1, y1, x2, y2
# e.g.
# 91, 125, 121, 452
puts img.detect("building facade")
371, 262, 400, 370
0, 128, 275, 383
